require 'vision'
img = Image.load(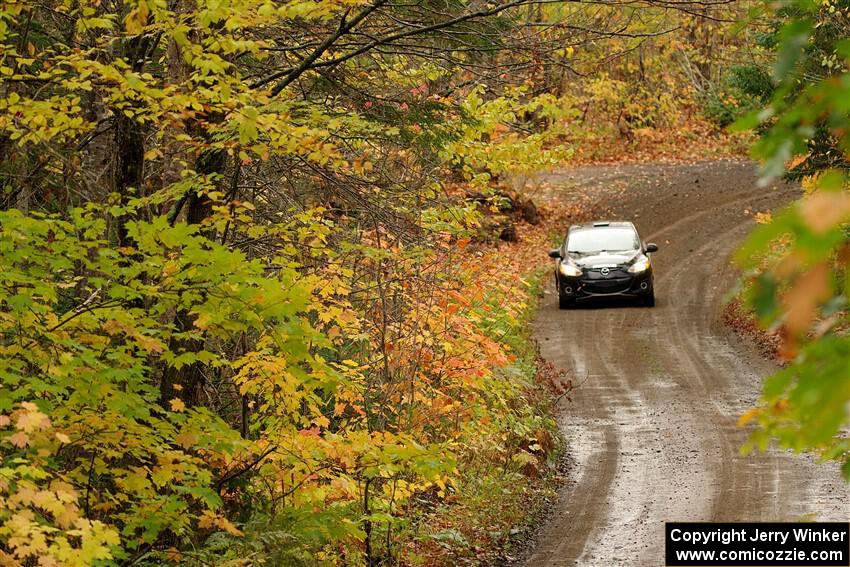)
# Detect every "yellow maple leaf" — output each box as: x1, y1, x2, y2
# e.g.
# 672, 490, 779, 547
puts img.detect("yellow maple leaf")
175, 431, 198, 449
194, 313, 211, 330
216, 516, 243, 536
169, 398, 186, 412
198, 511, 217, 530
103, 319, 130, 335
165, 547, 182, 562
135, 334, 165, 354
16, 409, 50, 432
